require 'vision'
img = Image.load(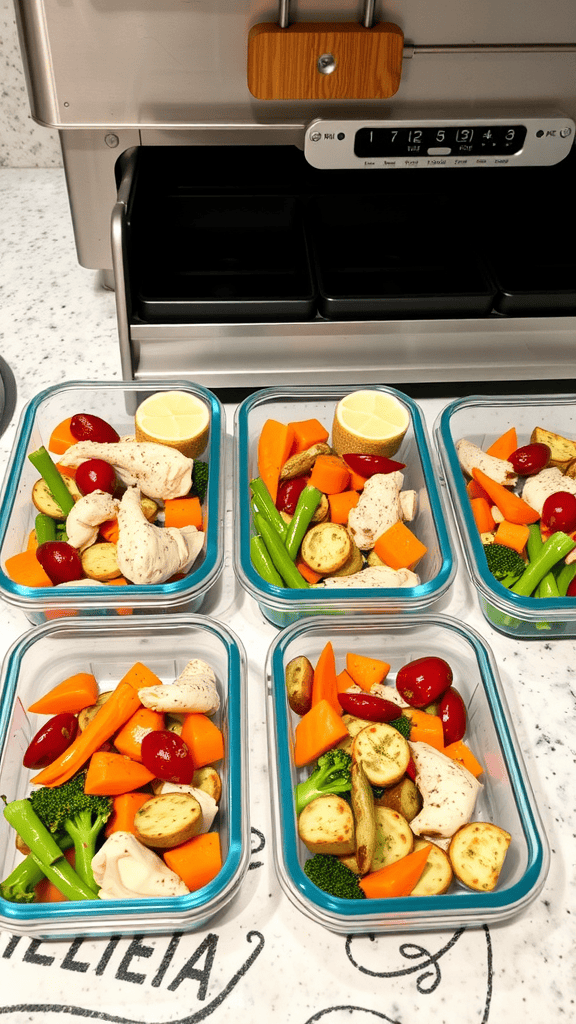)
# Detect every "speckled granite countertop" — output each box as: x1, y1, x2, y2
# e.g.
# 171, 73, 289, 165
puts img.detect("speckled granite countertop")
0, 167, 574, 1024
